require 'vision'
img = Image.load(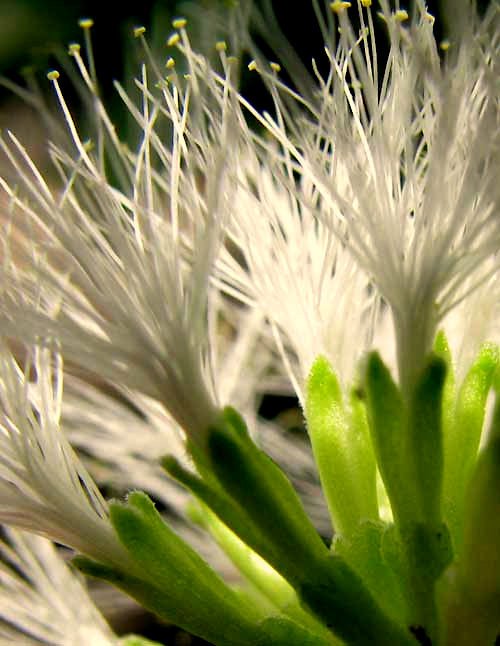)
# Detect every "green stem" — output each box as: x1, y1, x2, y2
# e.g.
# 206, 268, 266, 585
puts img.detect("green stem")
393, 301, 437, 404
